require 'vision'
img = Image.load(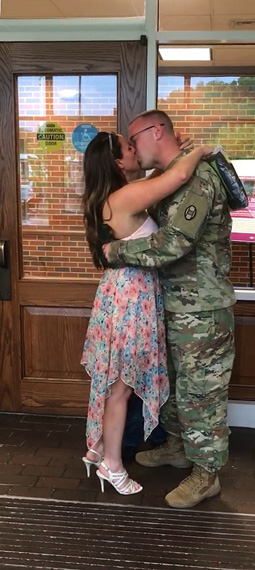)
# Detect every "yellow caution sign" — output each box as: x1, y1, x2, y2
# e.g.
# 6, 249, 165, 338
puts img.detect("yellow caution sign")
37, 122, 65, 152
